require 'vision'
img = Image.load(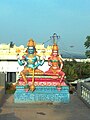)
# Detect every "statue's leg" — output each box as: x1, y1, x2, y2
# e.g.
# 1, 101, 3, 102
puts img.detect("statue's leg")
44, 68, 54, 75
34, 69, 44, 75
59, 71, 65, 82
20, 68, 28, 84
28, 68, 33, 74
